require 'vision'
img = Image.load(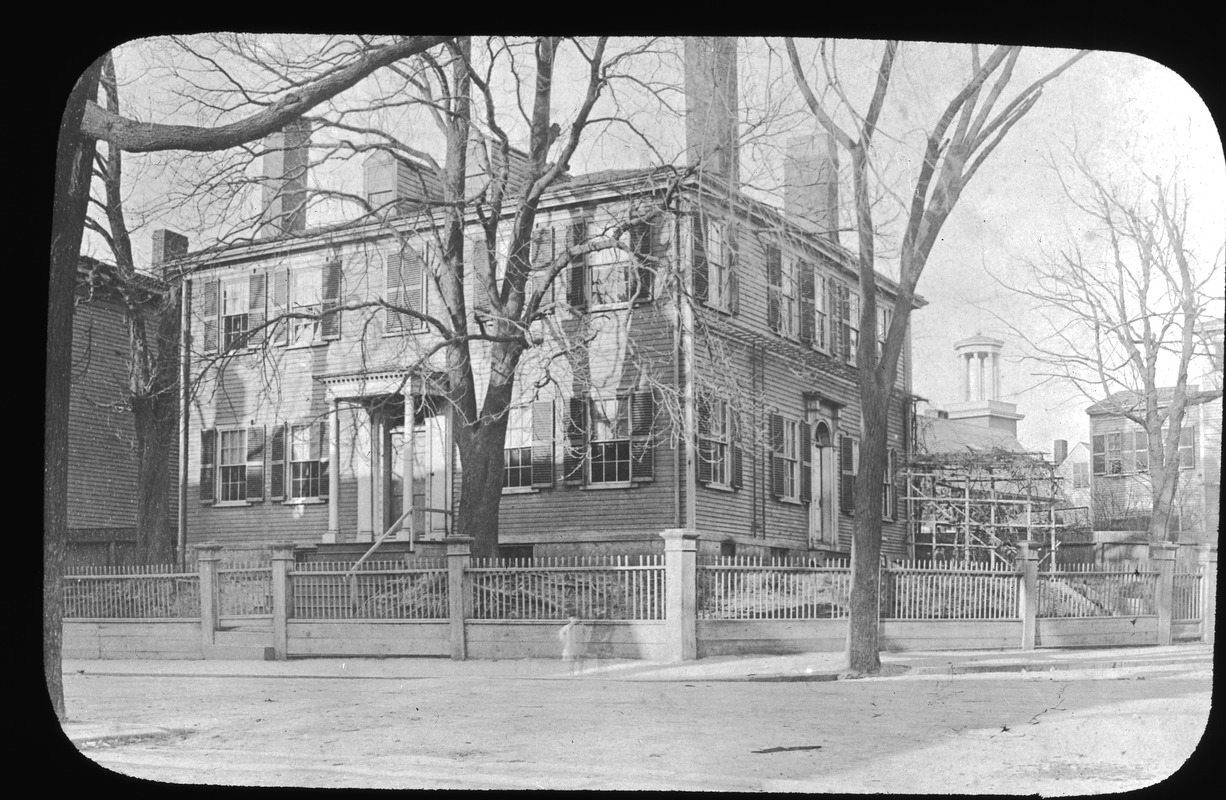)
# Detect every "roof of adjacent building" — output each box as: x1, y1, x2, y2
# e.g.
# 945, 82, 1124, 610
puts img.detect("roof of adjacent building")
916, 415, 1027, 454
1085, 387, 1206, 416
